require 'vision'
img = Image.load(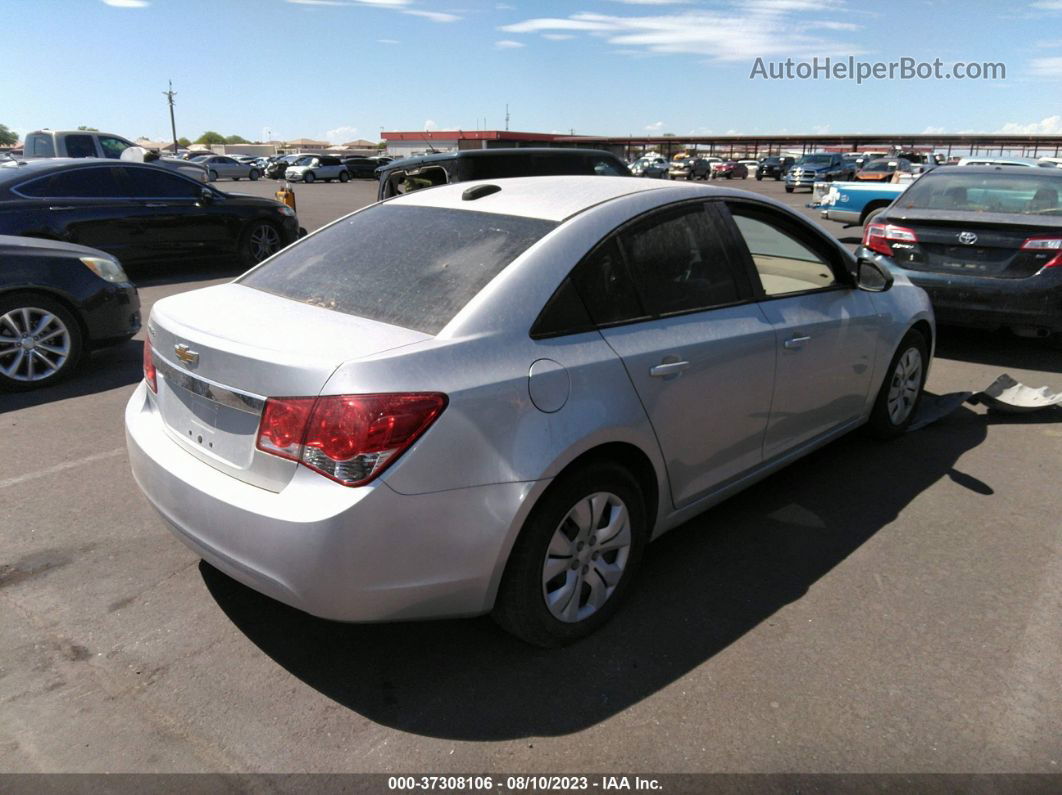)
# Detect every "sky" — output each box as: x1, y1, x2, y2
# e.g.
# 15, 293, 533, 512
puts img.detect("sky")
3, 0, 1062, 144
